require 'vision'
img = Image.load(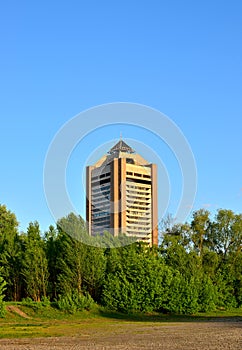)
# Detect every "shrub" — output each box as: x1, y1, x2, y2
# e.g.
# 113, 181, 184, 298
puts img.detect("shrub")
21, 296, 51, 310
56, 292, 94, 313
0, 275, 7, 318
198, 275, 217, 312
41, 296, 51, 307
